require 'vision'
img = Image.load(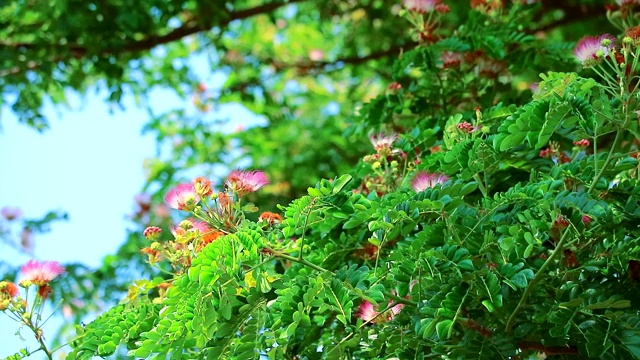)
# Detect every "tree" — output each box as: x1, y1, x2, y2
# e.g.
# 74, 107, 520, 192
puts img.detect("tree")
3, 0, 640, 359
